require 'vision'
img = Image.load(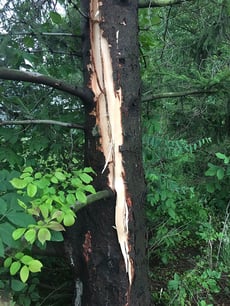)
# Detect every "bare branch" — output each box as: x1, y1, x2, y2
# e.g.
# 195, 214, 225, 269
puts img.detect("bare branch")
142, 89, 216, 102
138, 0, 192, 9
0, 32, 81, 37
72, 189, 114, 212
0, 68, 93, 104
0, 119, 85, 130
